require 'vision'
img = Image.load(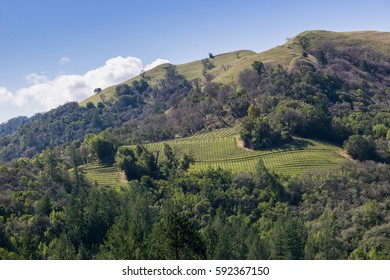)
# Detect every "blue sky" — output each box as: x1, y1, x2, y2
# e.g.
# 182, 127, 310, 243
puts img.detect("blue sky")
1, 0, 390, 123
